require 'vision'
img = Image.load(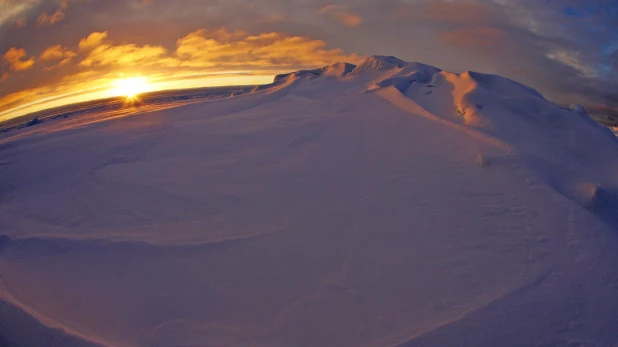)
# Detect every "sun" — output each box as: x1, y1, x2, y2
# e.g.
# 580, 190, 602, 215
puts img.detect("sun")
111, 77, 151, 99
